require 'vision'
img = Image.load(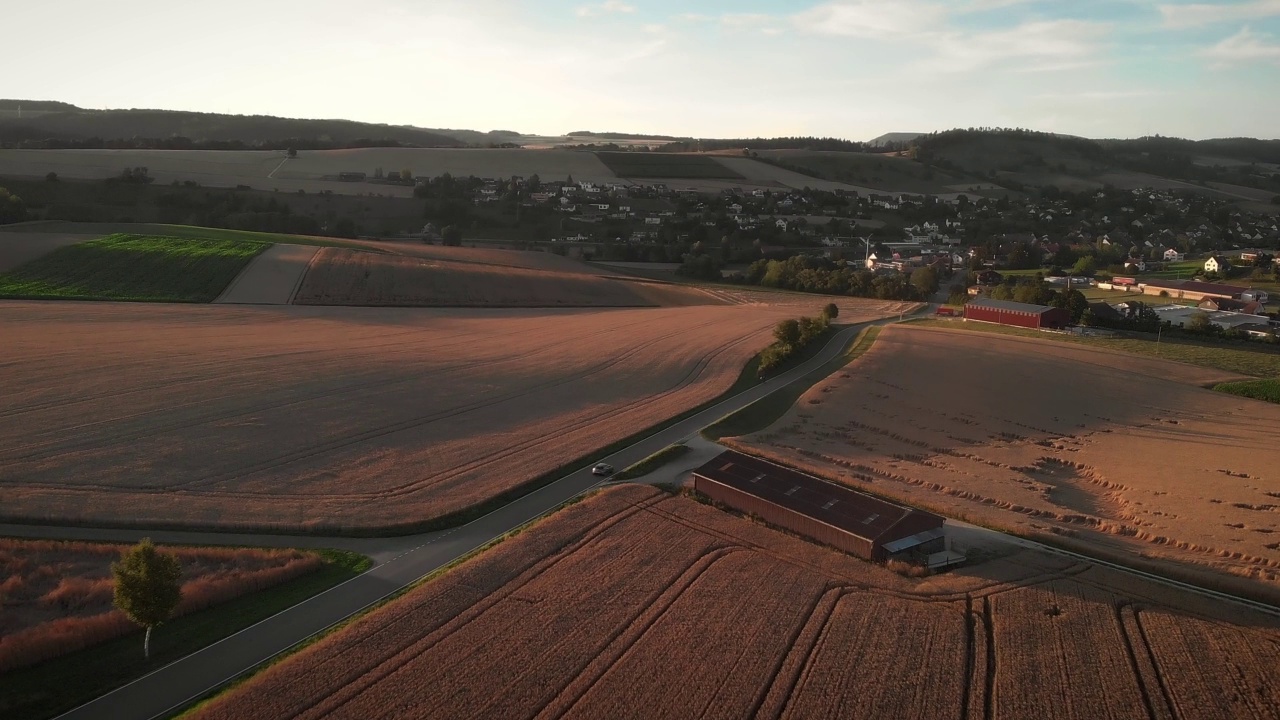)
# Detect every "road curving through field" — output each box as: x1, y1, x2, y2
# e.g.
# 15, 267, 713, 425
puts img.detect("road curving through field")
29, 315, 894, 720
